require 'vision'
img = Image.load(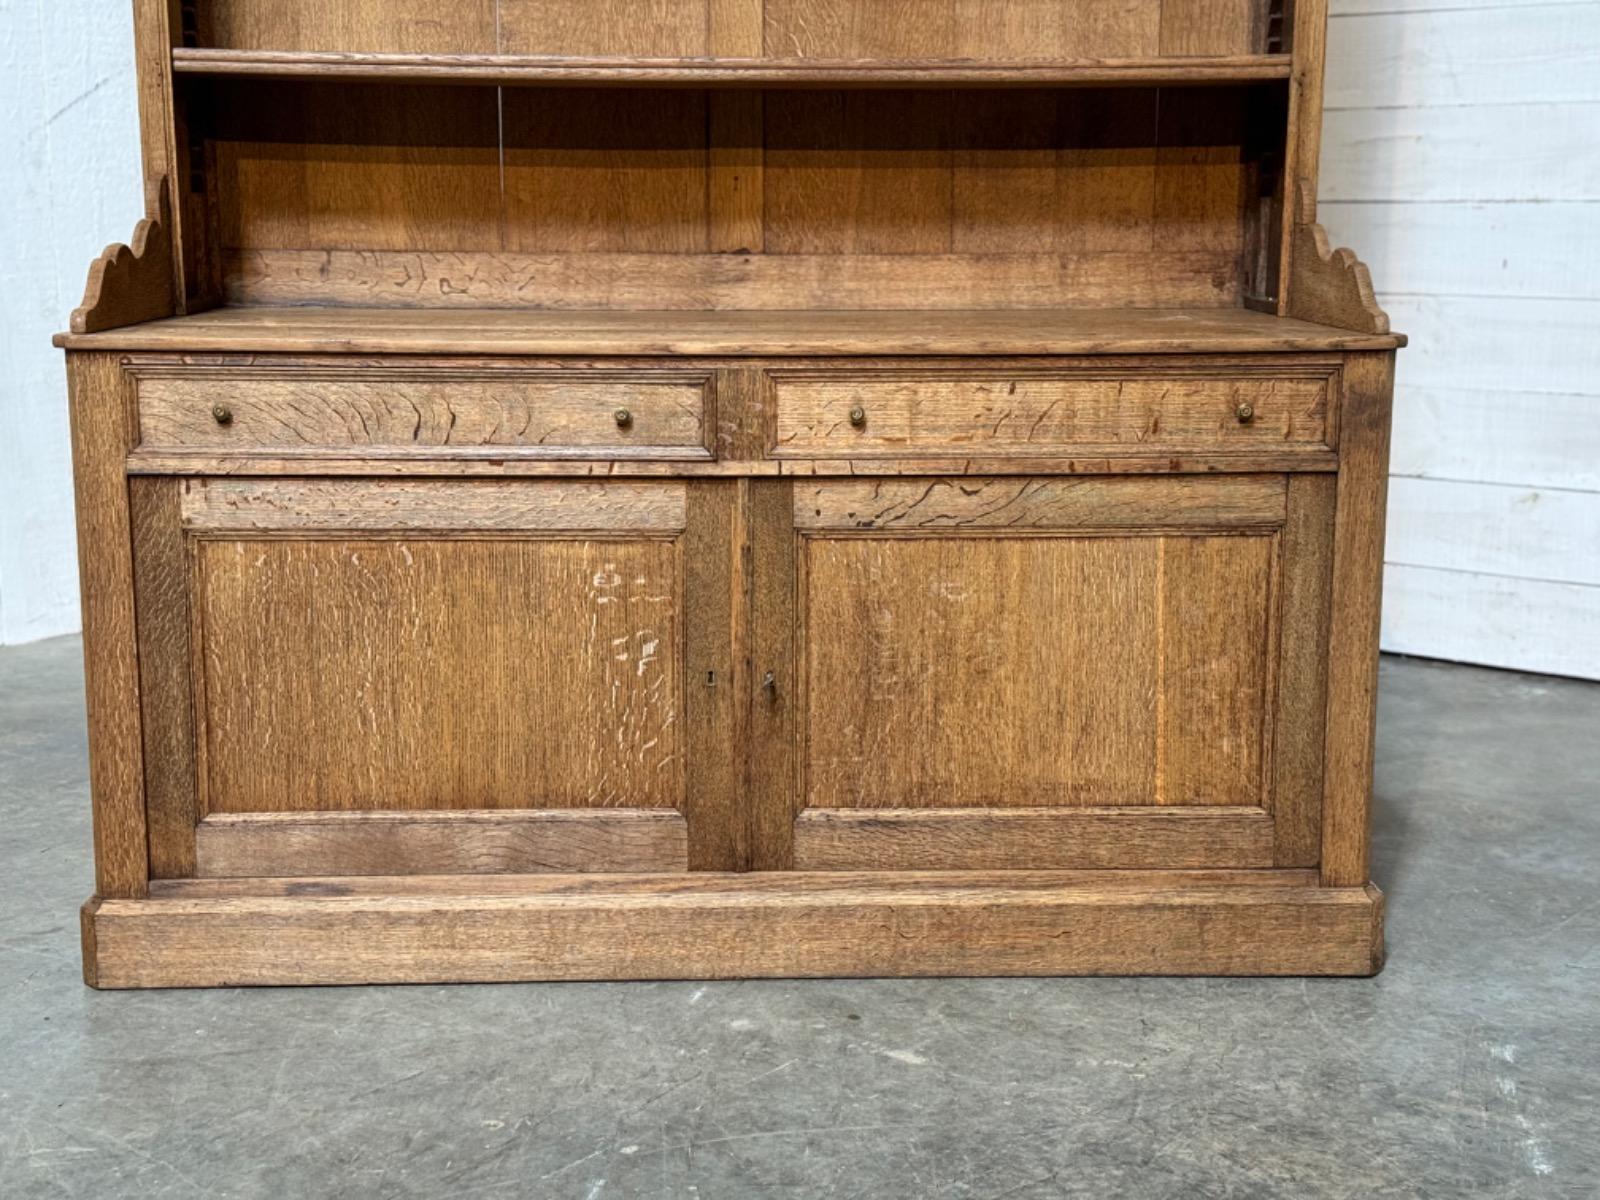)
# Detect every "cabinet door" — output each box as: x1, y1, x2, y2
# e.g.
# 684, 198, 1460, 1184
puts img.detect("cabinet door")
130, 477, 742, 878
750, 474, 1334, 871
